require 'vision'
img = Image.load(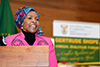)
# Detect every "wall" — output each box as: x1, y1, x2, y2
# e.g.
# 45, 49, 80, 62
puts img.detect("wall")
1, 0, 100, 38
